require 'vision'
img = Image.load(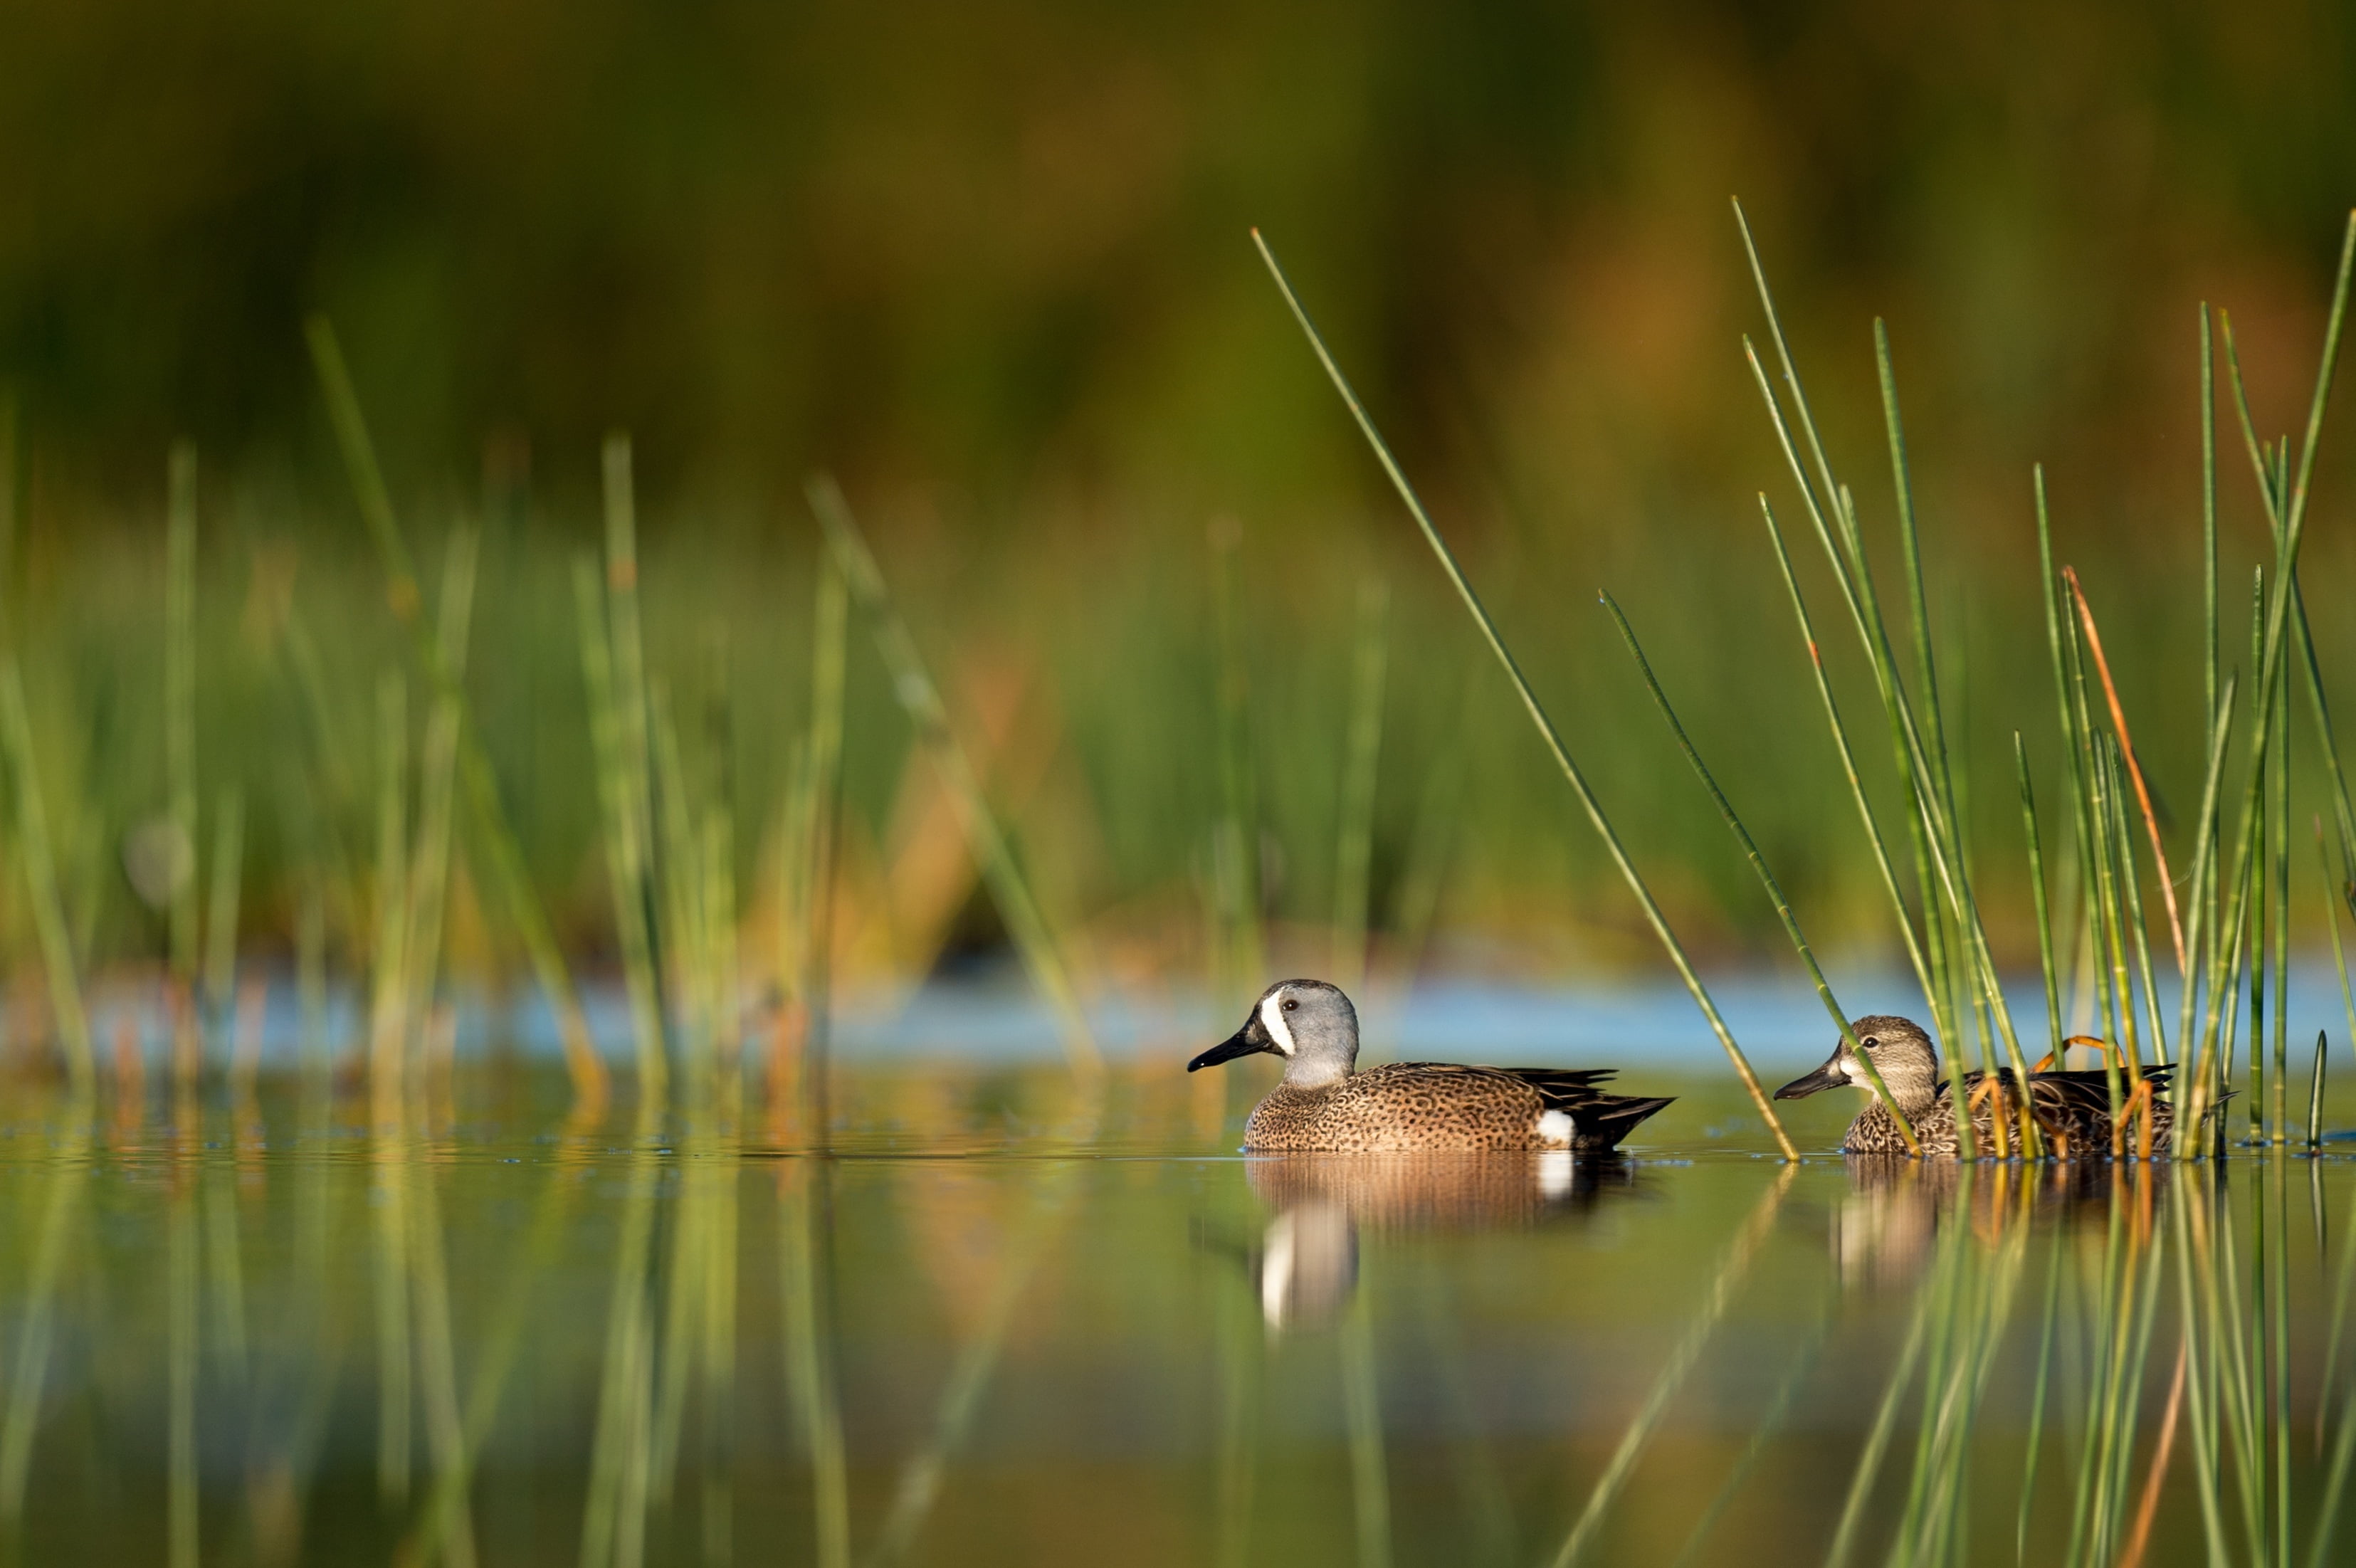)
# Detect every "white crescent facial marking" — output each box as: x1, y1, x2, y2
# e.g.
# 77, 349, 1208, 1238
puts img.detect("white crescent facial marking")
1260, 991, 1298, 1056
